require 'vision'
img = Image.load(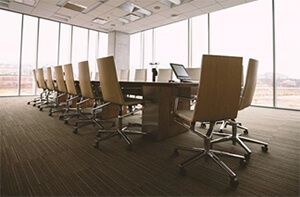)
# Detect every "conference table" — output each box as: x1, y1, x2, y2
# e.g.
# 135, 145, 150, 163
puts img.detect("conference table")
85, 80, 199, 141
